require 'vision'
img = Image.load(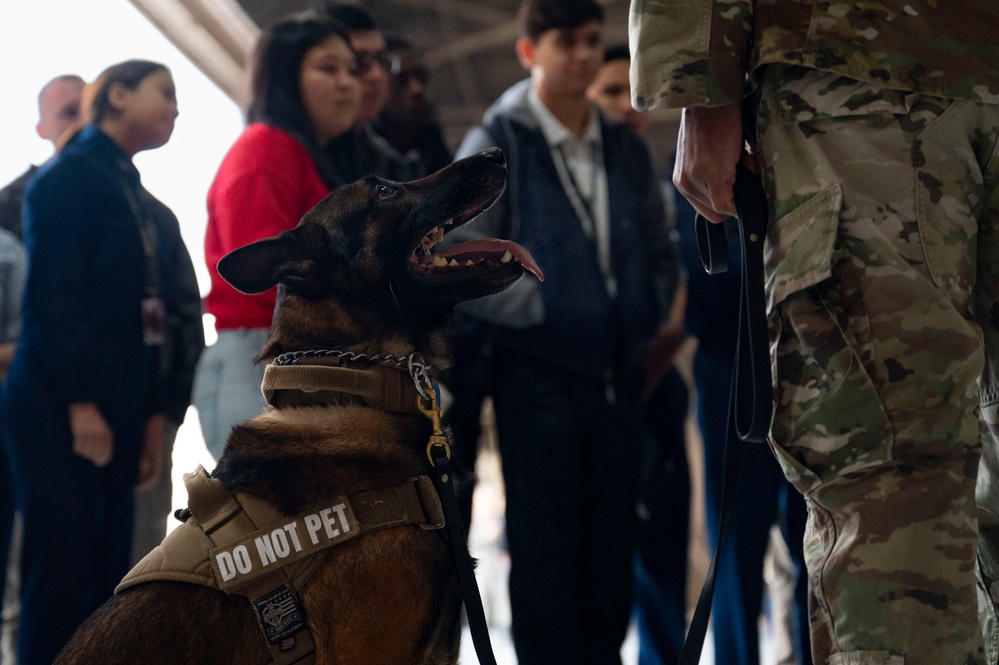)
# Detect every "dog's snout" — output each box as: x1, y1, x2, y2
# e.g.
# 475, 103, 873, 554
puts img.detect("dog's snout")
481, 147, 505, 165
